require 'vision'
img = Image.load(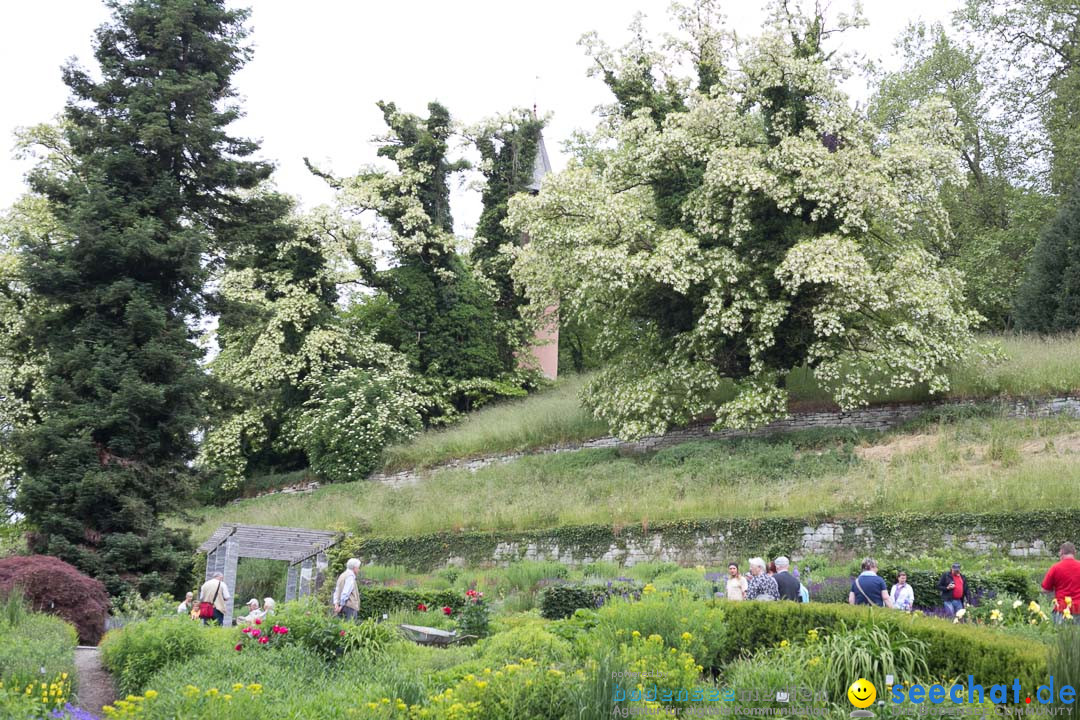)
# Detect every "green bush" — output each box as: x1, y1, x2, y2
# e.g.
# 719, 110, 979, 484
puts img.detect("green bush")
100, 616, 215, 696
590, 590, 727, 669
718, 600, 1047, 694
540, 585, 595, 620
817, 622, 929, 705
0, 606, 78, 709
270, 599, 393, 660
356, 586, 462, 620
478, 624, 574, 666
